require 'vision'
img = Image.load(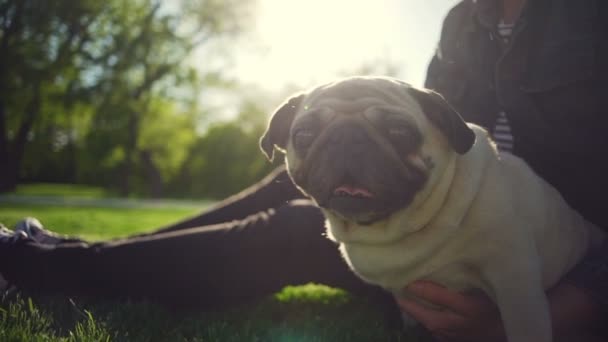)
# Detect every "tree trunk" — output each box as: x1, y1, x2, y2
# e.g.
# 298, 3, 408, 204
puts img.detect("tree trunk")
140, 149, 163, 198
0, 84, 43, 192
64, 82, 77, 183
120, 110, 140, 196
0, 159, 19, 193
0, 102, 16, 193
0, 99, 18, 193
